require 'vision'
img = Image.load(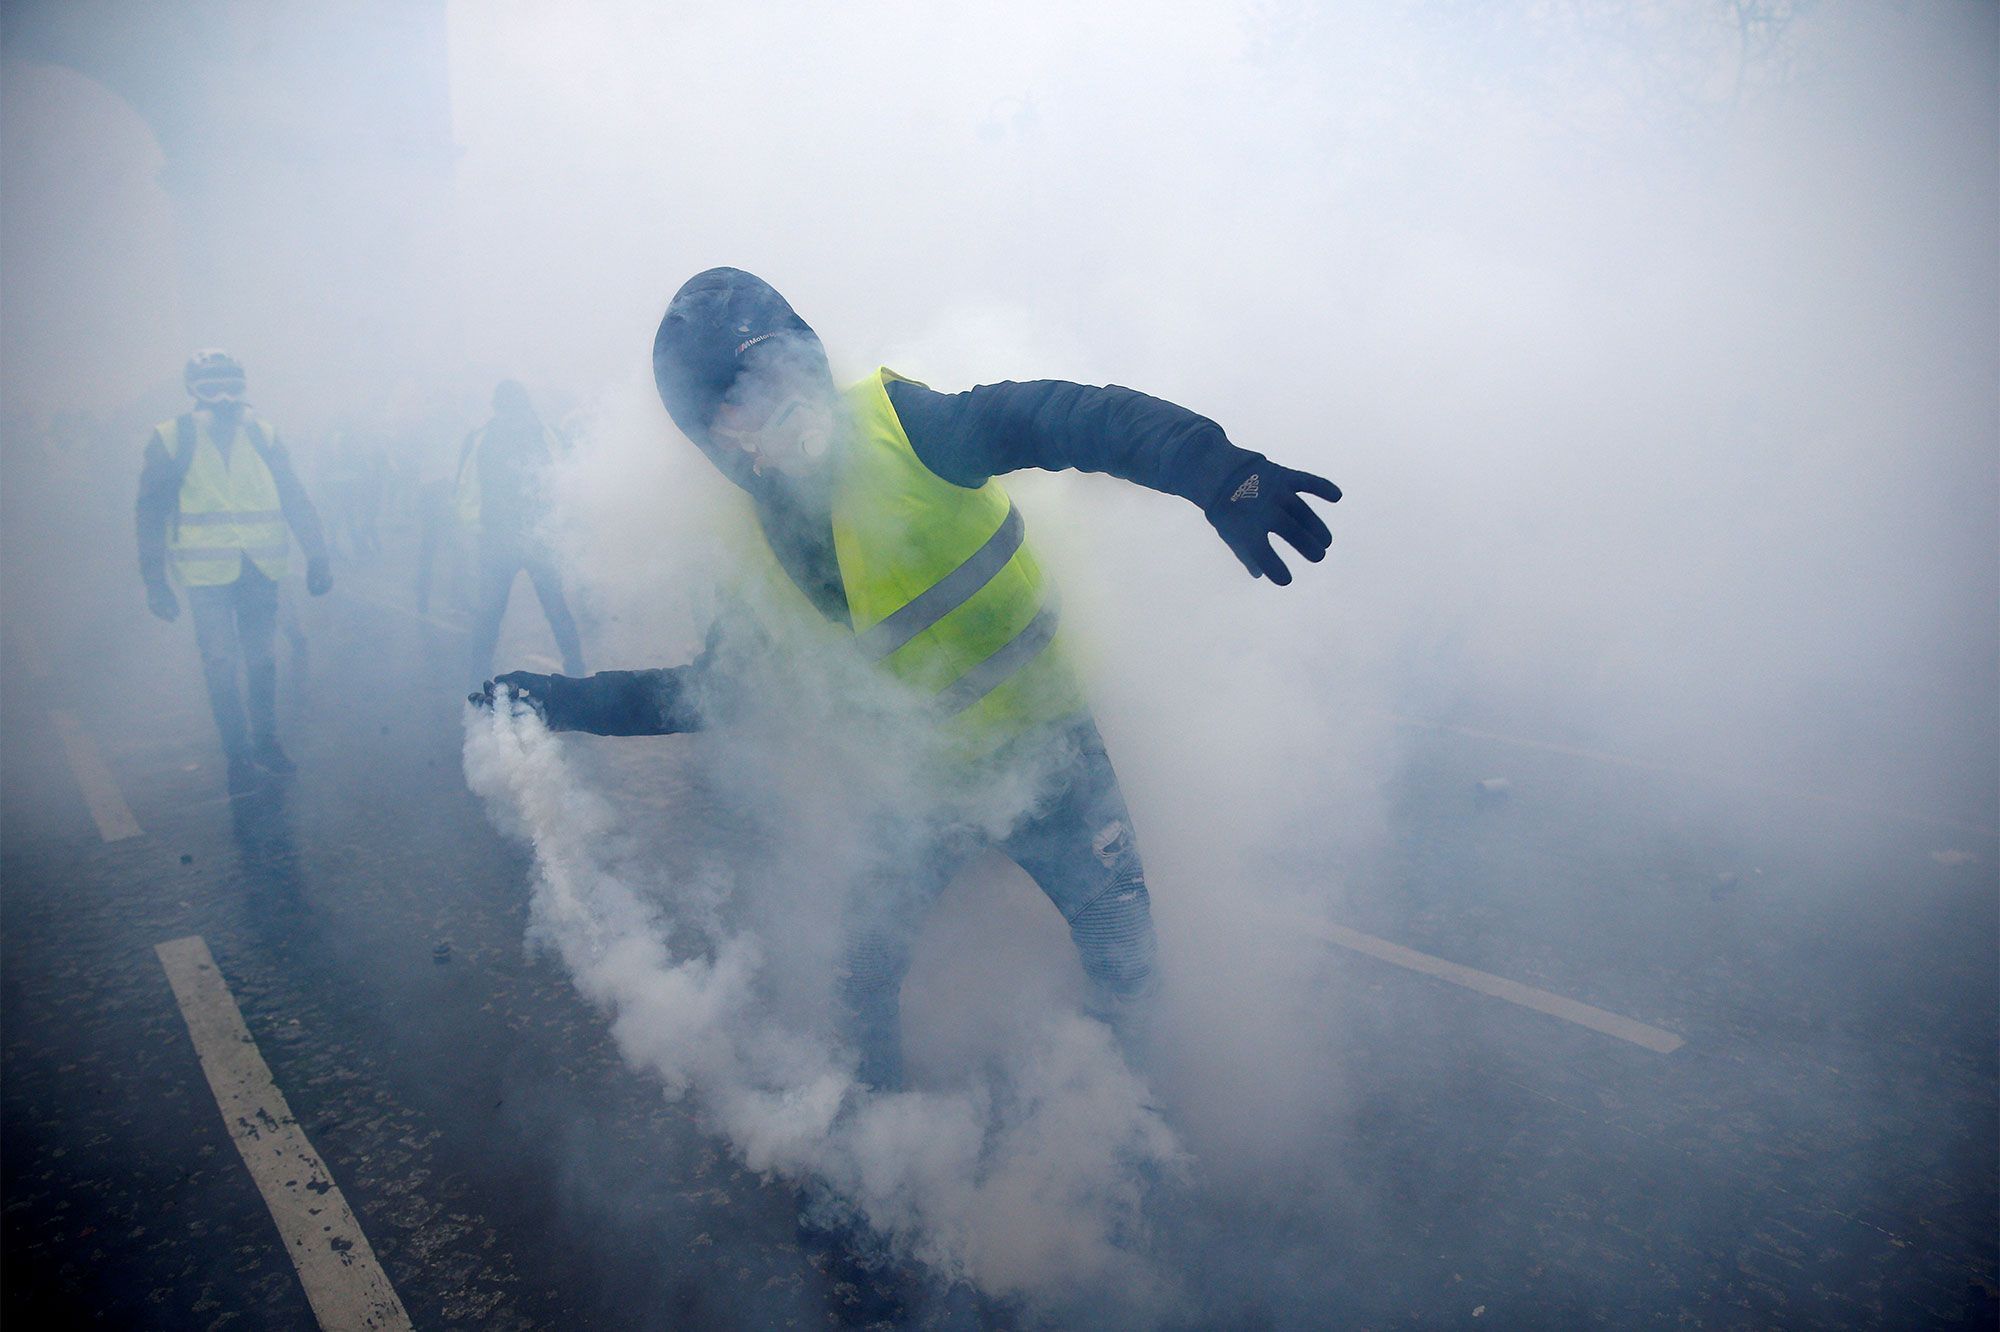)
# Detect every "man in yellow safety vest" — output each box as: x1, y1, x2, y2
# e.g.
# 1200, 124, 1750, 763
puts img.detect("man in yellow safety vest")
138, 350, 333, 794
474, 269, 1341, 1089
